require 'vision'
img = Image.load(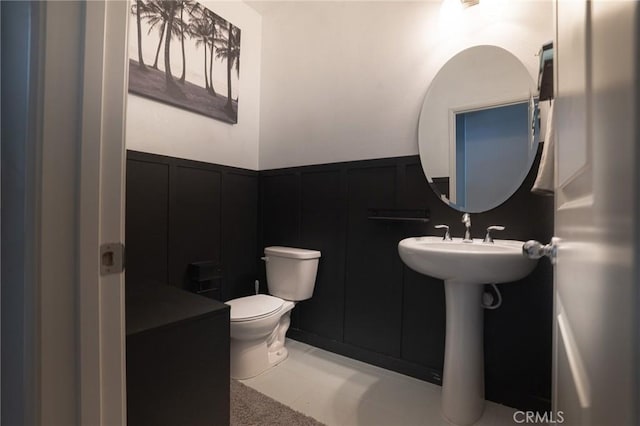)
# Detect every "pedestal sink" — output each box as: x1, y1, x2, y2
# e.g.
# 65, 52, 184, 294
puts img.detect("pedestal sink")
398, 236, 538, 426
